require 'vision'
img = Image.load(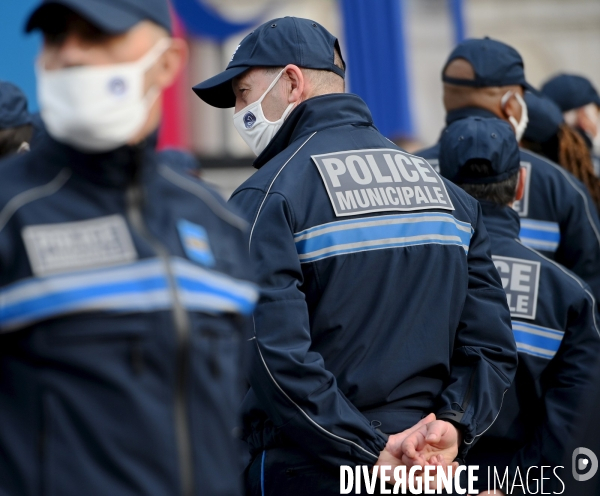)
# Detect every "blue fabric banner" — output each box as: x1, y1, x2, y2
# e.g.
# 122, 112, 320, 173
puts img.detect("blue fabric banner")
171, 0, 262, 42
340, 0, 414, 139
0, 0, 41, 112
